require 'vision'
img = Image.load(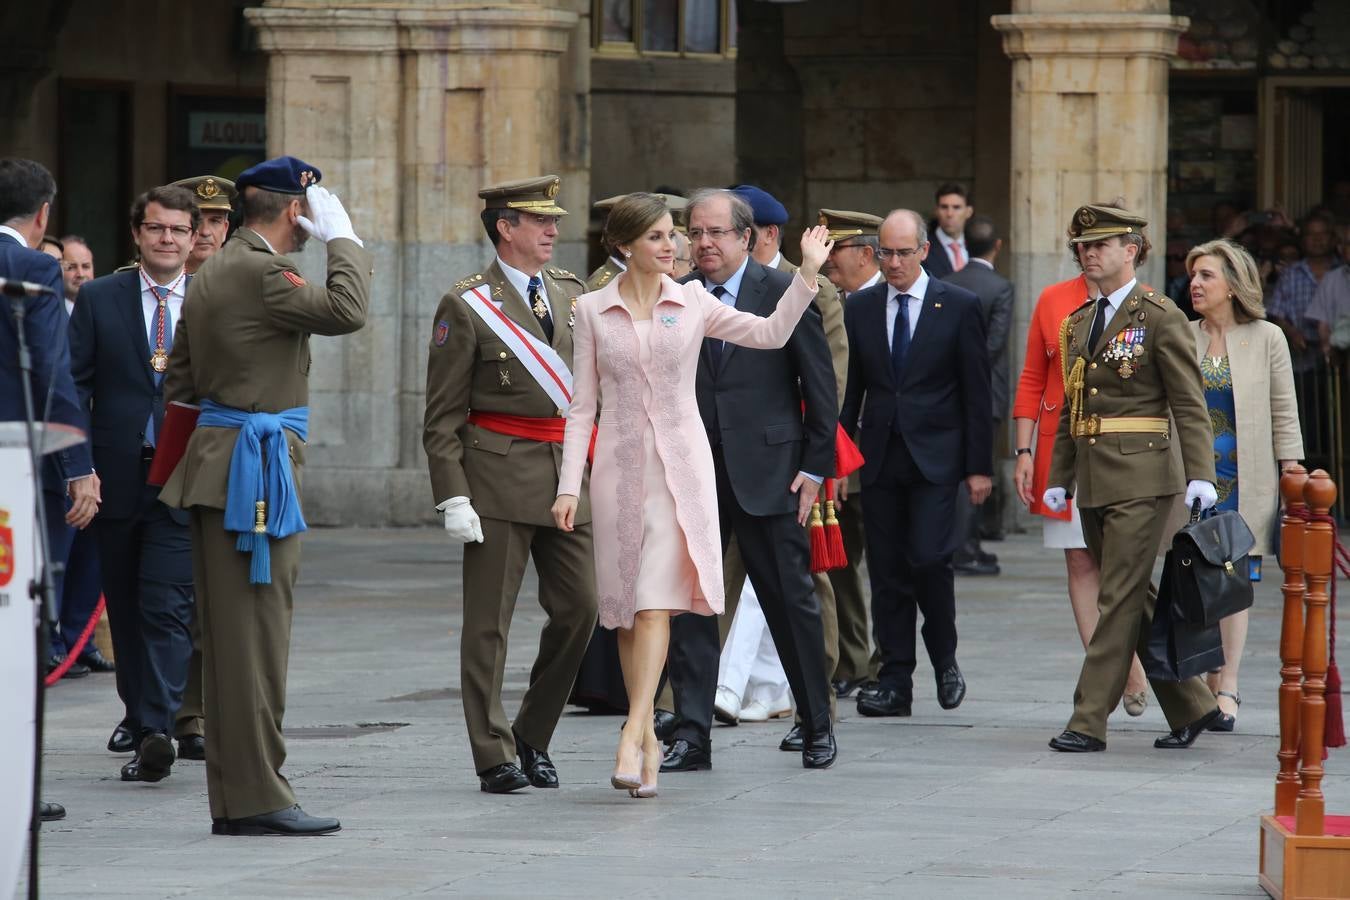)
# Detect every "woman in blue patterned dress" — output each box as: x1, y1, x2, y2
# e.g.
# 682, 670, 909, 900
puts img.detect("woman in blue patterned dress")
1186, 239, 1304, 732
